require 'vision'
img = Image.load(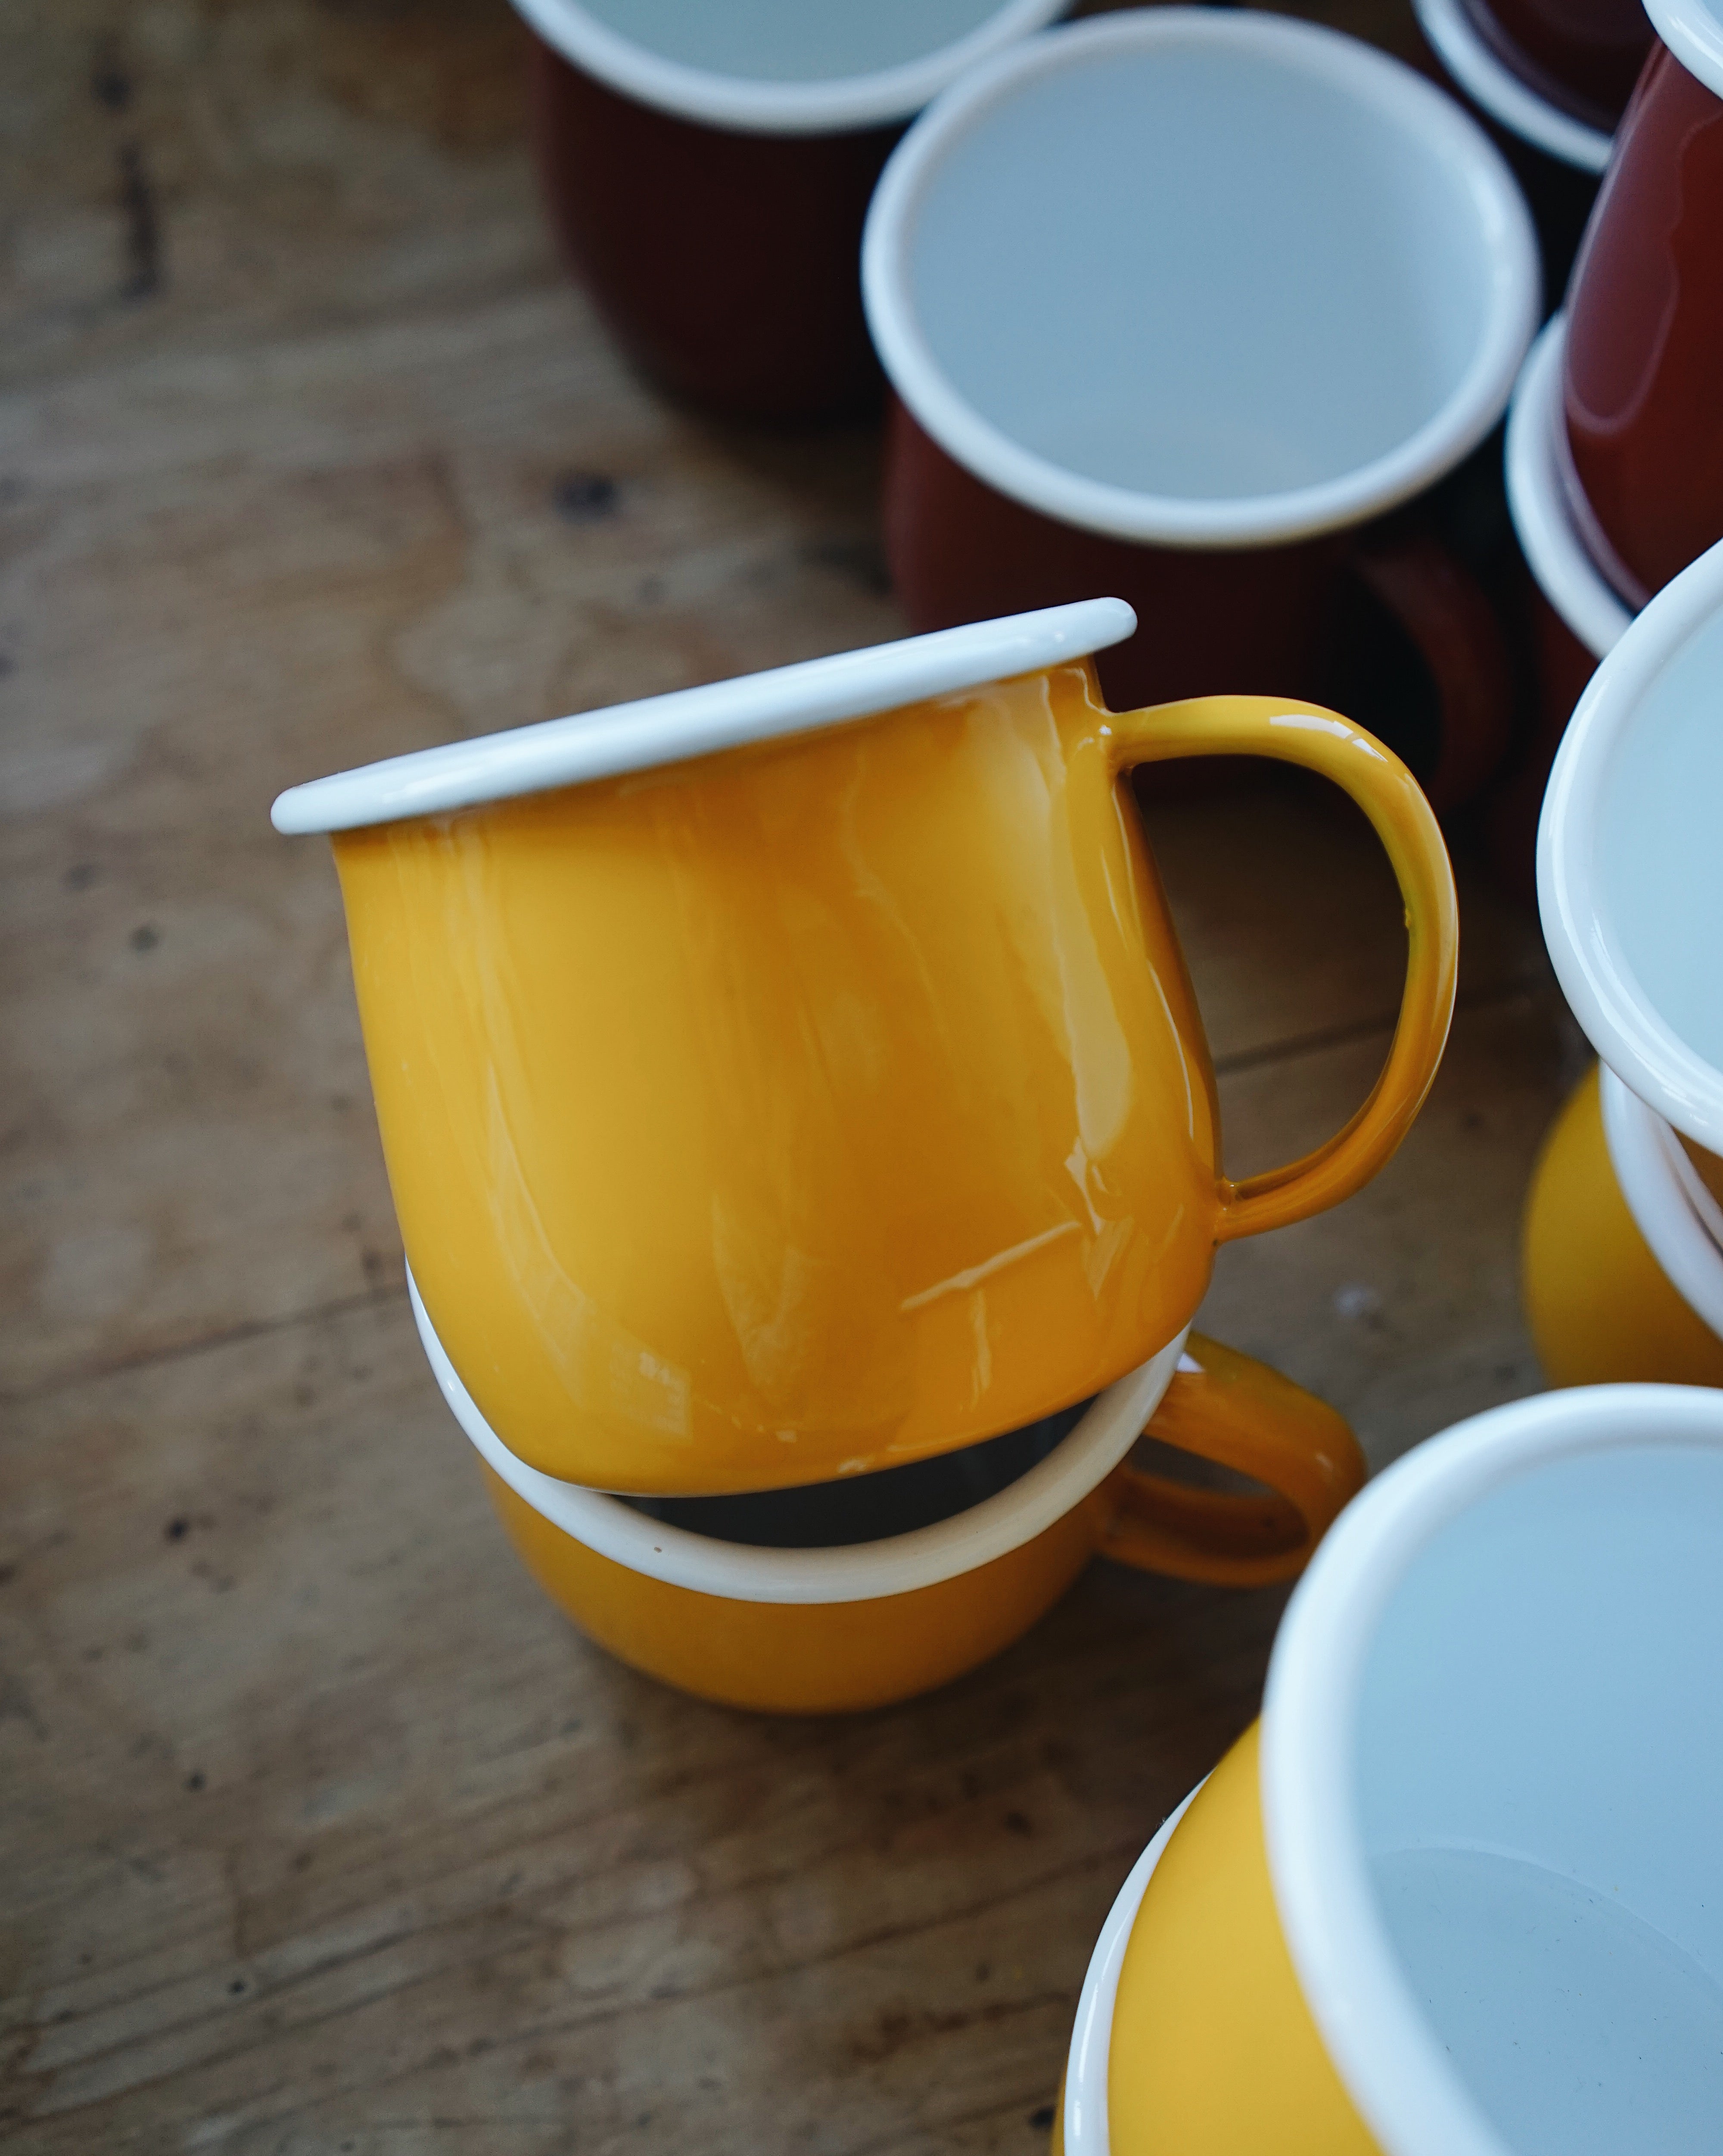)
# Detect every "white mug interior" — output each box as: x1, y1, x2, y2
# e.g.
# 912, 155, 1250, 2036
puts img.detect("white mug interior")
408, 1267, 1190, 1606
1266, 1384, 1723, 2156
862, 9, 1539, 546
511, 0, 1067, 132
1539, 534, 1723, 1152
